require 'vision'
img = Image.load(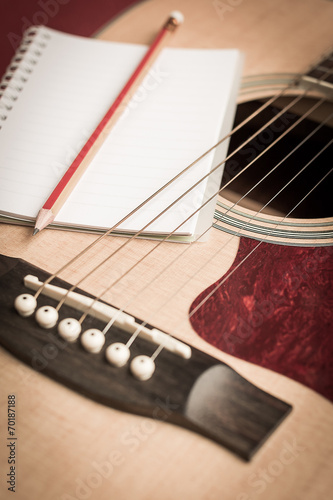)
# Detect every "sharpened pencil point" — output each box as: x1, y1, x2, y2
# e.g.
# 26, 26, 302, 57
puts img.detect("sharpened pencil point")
33, 208, 55, 234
